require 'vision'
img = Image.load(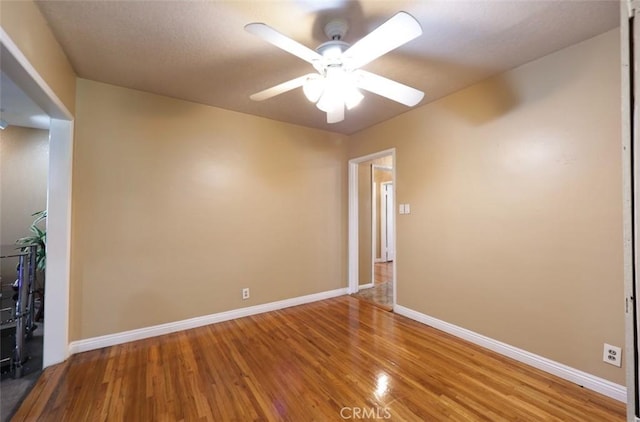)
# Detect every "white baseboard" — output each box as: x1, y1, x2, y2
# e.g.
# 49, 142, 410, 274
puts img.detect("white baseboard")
394, 305, 626, 402
358, 283, 374, 290
69, 288, 348, 355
